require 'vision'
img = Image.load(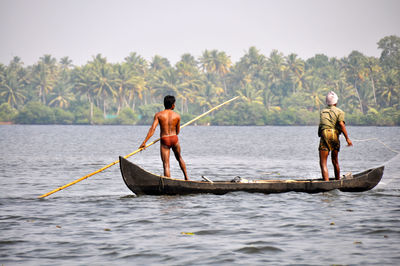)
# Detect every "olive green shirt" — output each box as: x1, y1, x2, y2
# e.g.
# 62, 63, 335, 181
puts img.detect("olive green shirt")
319, 105, 345, 131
